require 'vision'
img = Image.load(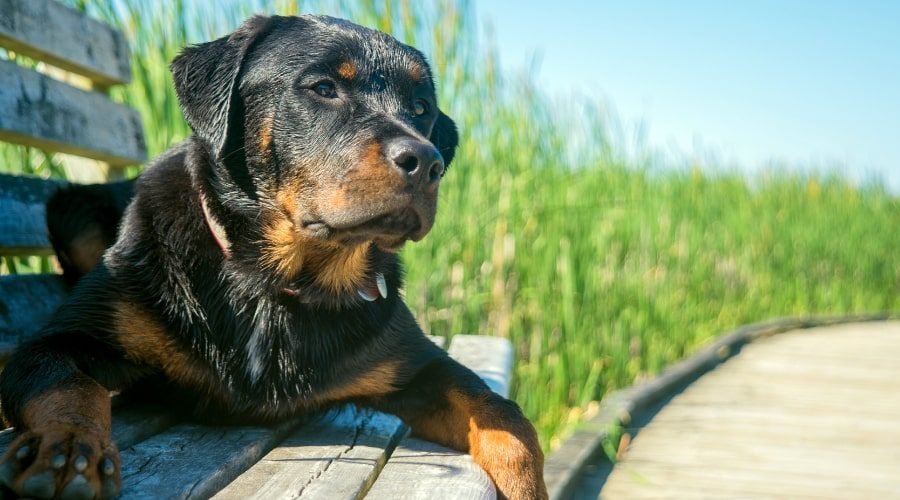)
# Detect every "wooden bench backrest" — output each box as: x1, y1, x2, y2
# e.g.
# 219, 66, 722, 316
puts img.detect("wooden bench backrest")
0, 0, 146, 358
